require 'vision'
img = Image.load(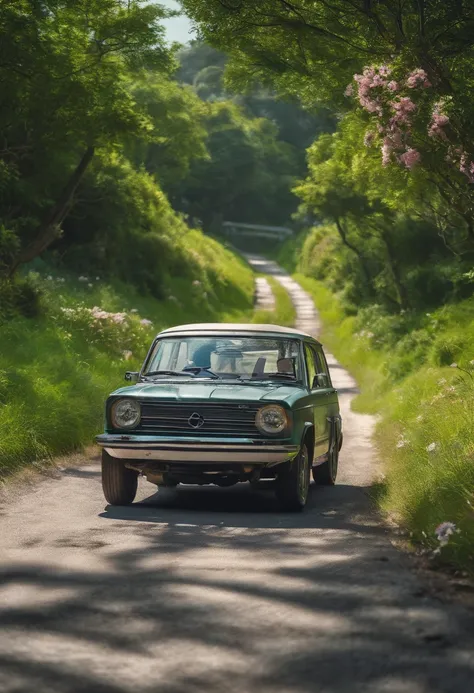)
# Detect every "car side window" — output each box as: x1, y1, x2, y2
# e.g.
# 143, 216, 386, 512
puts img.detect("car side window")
314, 346, 332, 387
304, 344, 317, 389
